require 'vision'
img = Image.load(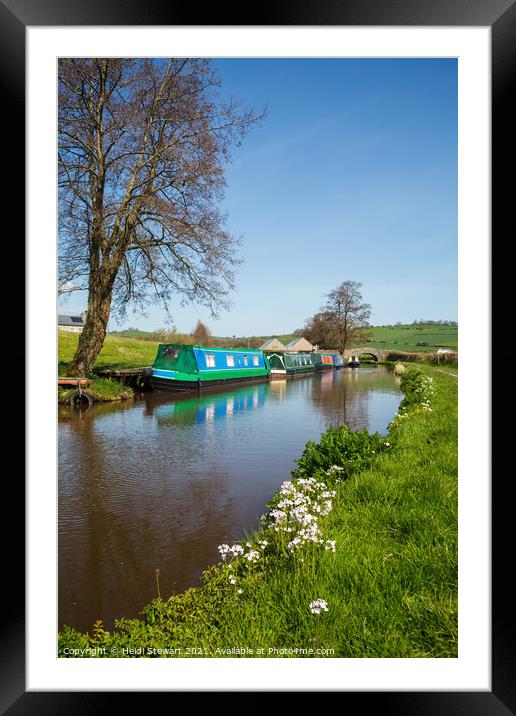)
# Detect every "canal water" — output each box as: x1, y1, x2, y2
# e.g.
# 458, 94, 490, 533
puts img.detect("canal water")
58, 365, 401, 632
